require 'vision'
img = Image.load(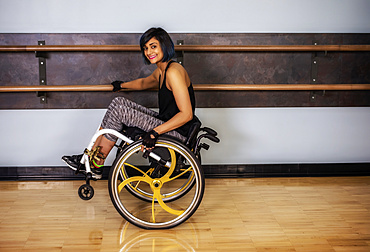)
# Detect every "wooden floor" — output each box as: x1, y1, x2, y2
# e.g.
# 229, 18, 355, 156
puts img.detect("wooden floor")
0, 176, 369, 251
